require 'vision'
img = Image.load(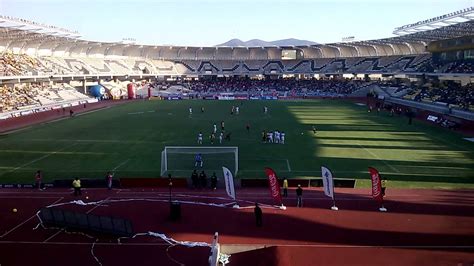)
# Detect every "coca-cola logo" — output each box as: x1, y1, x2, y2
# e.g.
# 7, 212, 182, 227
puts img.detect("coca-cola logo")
371, 173, 381, 197
268, 174, 279, 197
